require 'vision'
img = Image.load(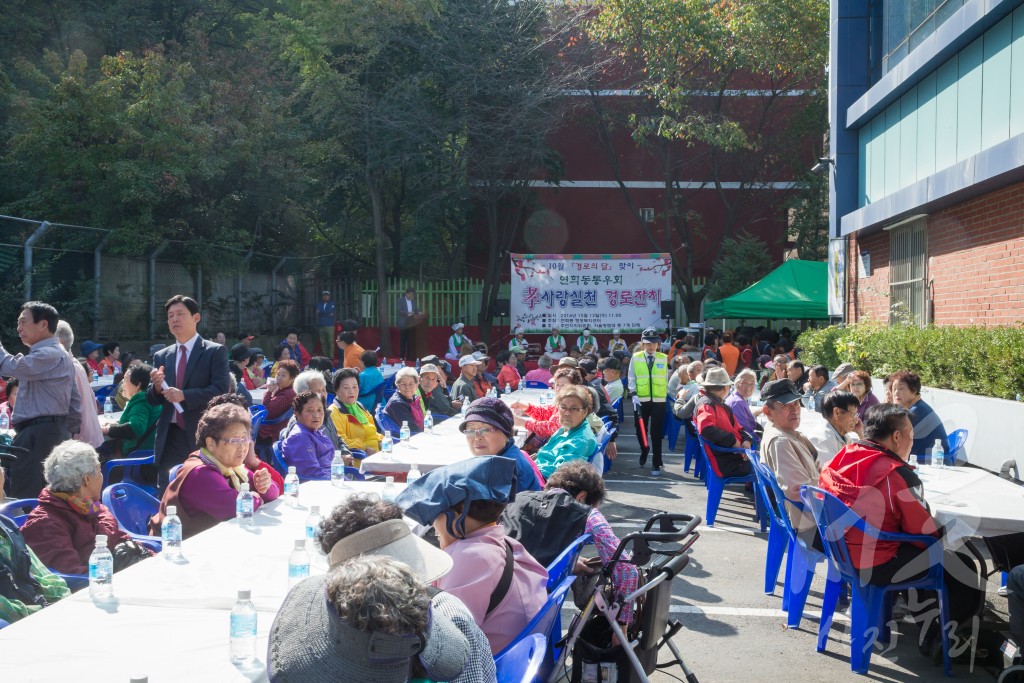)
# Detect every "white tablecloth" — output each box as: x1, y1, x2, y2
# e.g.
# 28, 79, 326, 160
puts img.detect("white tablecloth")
89, 376, 114, 390
359, 412, 472, 474
0, 480, 400, 681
